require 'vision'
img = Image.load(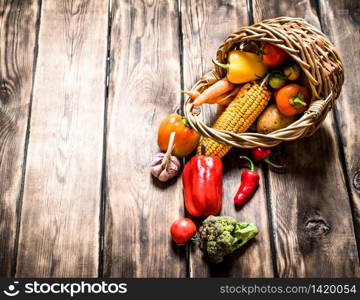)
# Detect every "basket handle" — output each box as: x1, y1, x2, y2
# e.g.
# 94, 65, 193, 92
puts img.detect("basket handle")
305, 92, 334, 120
